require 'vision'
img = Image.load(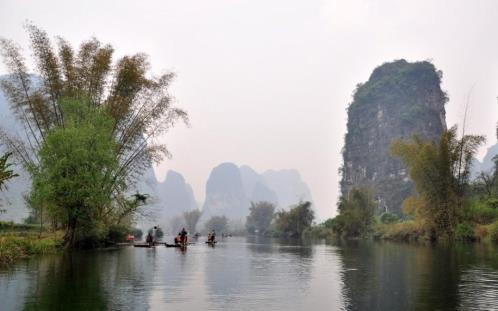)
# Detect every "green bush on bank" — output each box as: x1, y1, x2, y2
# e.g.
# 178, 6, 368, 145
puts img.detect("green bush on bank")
454, 223, 476, 241
0, 221, 44, 232
464, 201, 498, 225
488, 221, 498, 242
0, 234, 62, 266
